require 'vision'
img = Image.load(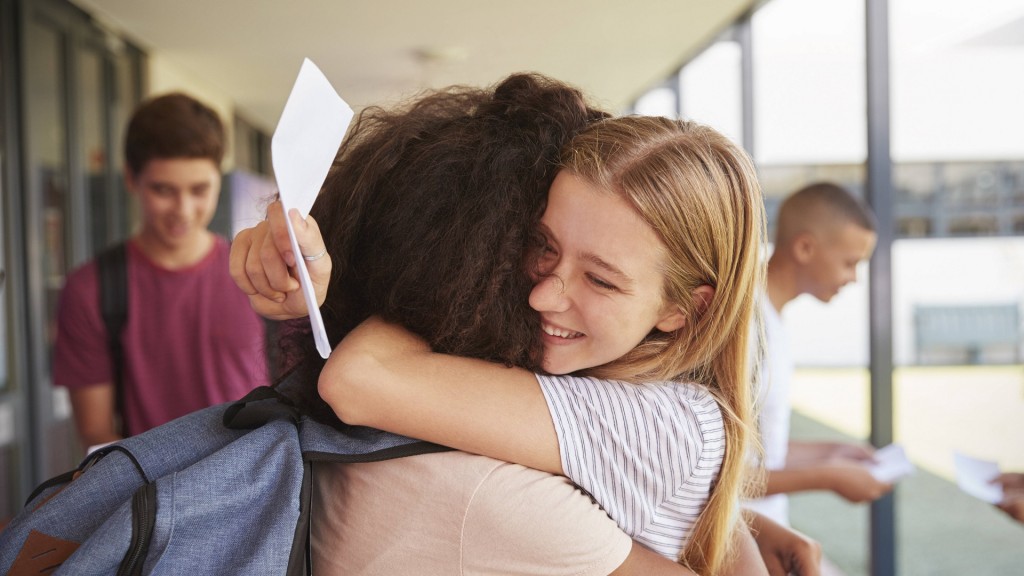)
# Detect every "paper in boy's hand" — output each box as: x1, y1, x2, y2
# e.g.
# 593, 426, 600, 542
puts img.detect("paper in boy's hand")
271, 58, 353, 359
869, 443, 915, 483
954, 452, 1003, 504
